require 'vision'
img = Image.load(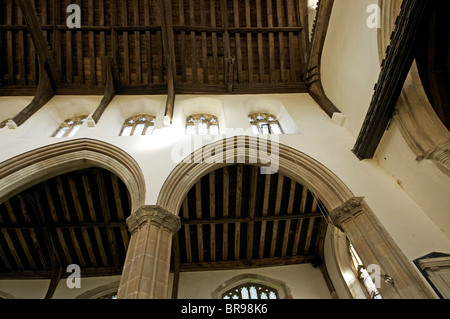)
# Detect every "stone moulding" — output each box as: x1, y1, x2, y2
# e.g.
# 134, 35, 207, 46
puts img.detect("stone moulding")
126, 205, 181, 235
